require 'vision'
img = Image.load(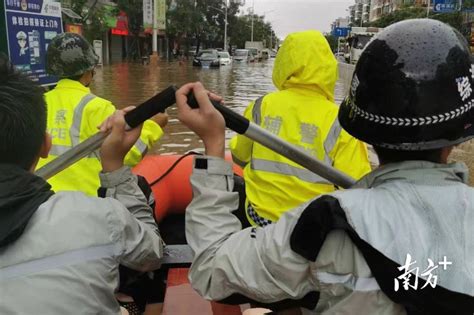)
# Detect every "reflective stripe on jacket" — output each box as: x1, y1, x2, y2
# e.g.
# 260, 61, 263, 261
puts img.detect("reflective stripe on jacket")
186, 157, 474, 314
230, 31, 371, 223
0, 167, 163, 314
36, 79, 163, 196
